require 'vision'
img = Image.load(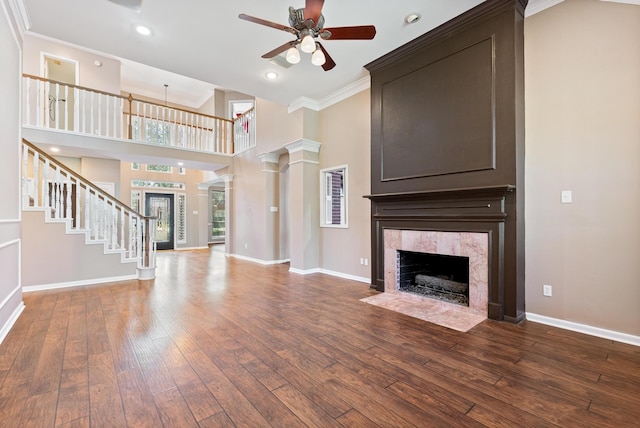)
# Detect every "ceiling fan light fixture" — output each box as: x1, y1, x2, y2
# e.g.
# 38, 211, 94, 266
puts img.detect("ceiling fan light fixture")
285, 46, 301, 64
311, 47, 326, 66
300, 33, 316, 53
